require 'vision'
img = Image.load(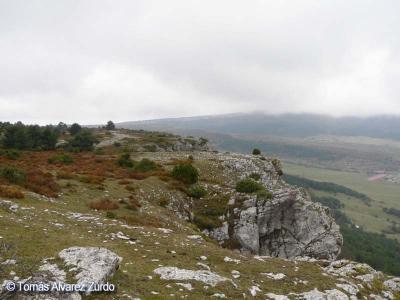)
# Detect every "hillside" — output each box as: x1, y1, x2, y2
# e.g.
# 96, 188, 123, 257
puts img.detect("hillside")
0, 126, 399, 299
